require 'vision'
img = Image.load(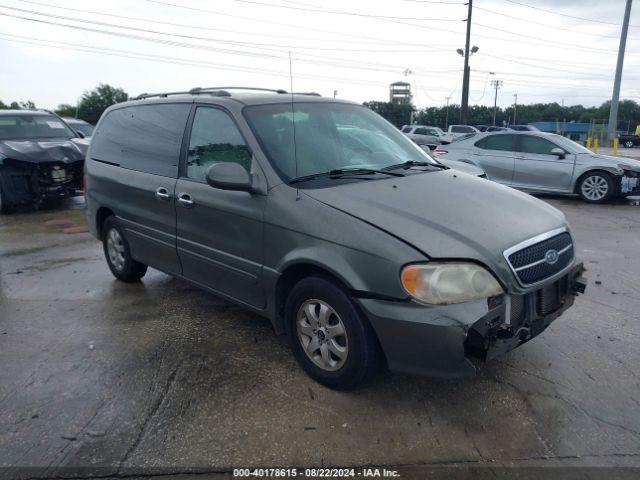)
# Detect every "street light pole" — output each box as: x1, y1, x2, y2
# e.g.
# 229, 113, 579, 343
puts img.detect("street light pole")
460, 0, 473, 124
491, 79, 502, 126
513, 94, 518, 125
607, 0, 633, 144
